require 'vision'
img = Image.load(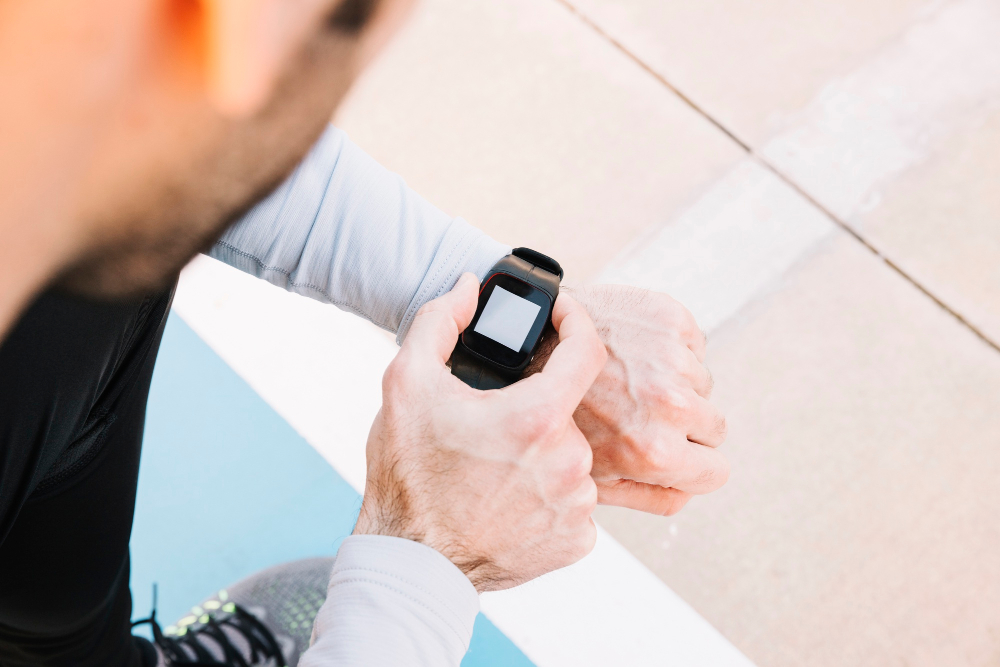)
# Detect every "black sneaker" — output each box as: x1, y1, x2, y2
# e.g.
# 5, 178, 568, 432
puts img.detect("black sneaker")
133, 558, 334, 667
